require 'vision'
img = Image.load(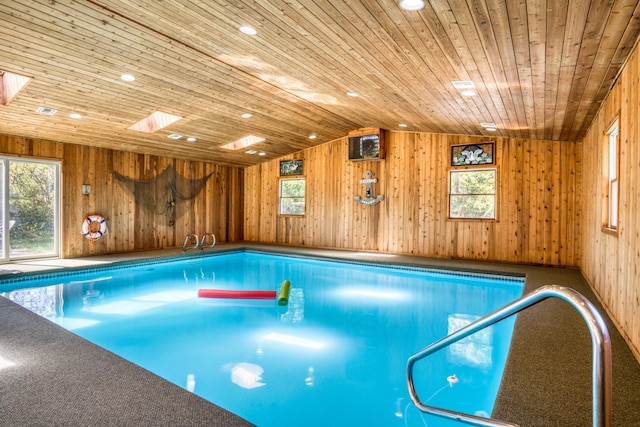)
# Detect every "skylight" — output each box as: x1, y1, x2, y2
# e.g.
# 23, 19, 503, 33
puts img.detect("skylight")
128, 111, 182, 133
221, 135, 265, 150
0, 70, 31, 106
